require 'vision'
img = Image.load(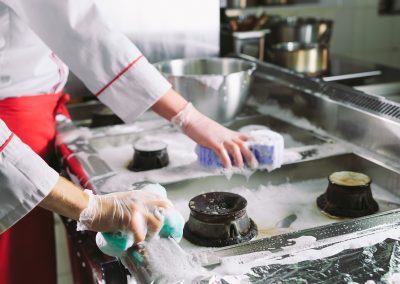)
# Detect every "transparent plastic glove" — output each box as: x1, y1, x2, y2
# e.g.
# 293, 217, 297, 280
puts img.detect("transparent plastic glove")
95, 208, 185, 257
92, 184, 185, 257
137, 184, 185, 241
77, 189, 172, 243
171, 103, 256, 168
